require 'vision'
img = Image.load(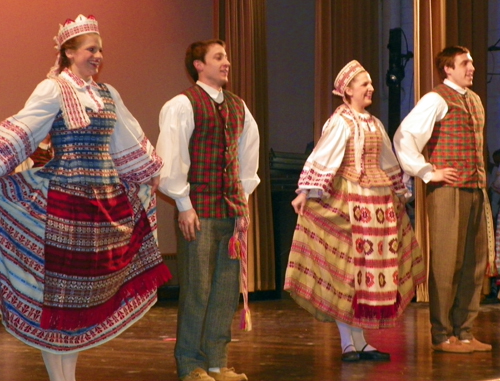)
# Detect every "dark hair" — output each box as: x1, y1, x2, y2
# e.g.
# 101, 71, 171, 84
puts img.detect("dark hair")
435, 46, 470, 81
57, 33, 100, 73
185, 39, 225, 82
